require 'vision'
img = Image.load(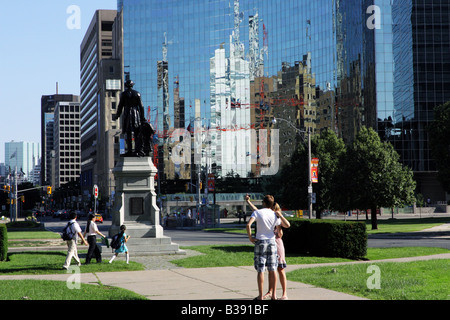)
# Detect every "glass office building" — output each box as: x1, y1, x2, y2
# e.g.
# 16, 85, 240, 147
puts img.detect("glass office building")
118, 0, 450, 198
